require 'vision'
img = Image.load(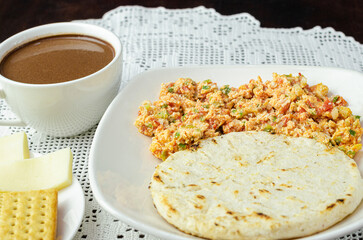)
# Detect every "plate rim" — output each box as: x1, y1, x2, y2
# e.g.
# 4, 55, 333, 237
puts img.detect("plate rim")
30, 151, 85, 240
89, 64, 363, 240
59, 175, 85, 240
